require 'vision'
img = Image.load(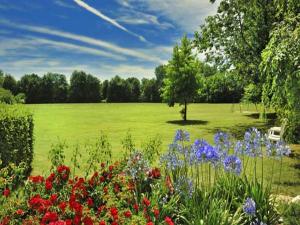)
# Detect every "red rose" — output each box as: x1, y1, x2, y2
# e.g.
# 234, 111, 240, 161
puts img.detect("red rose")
16, 209, 24, 215
143, 197, 150, 207
153, 208, 159, 218
133, 203, 139, 212
50, 194, 58, 203
99, 221, 106, 225
83, 216, 93, 225
110, 207, 118, 216
164, 217, 174, 225
3, 188, 10, 197
42, 211, 58, 223
45, 180, 53, 191
29, 175, 44, 183
124, 210, 132, 218
87, 197, 94, 207
59, 201, 67, 212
